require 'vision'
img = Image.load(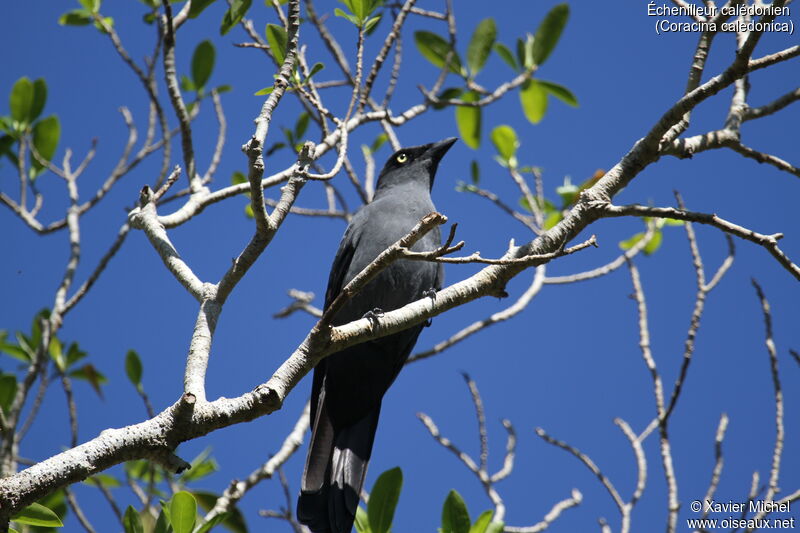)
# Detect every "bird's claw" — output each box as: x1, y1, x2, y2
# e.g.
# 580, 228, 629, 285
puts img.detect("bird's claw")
363, 308, 384, 325
423, 288, 437, 326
